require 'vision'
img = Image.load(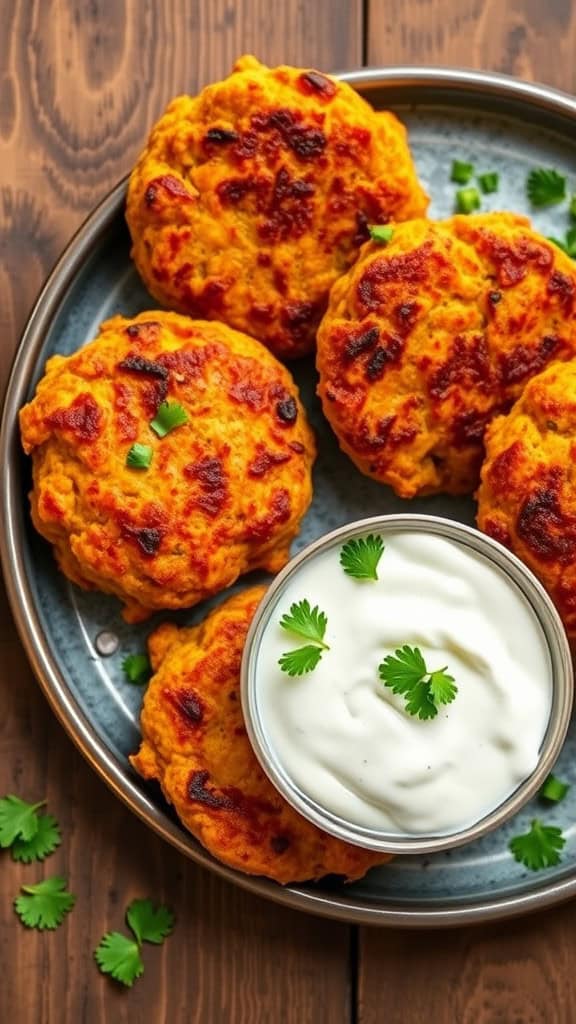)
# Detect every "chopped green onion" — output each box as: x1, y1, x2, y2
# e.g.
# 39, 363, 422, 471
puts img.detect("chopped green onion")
122, 654, 152, 686
478, 172, 499, 194
455, 187, 481, 214
126, 443, 153, 470
368, 225, 394, 245
150, 401, 189, 438
540, 774, 570, 803
451, 160, 474, 184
